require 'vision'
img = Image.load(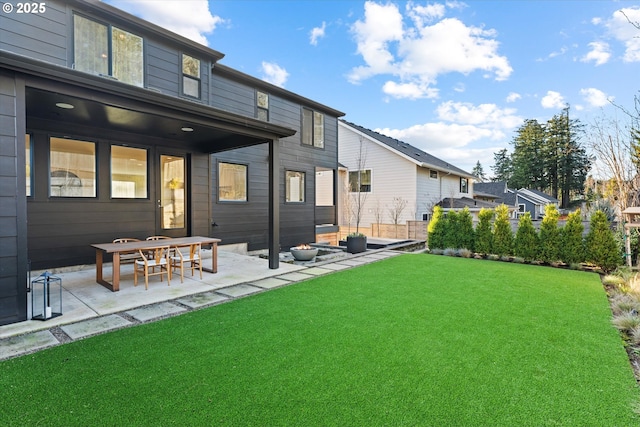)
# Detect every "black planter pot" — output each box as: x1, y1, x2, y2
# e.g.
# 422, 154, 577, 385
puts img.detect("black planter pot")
346, 235, 367, 254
